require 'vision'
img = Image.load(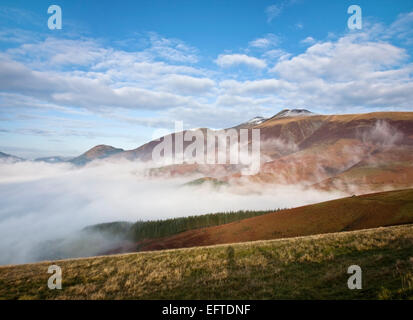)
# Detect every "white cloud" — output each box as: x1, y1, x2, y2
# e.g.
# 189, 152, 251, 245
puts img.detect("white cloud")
0, 160, 344, 264
265, 33, 413, 110
220, 78, 293, 95
8, 37, 109, 68
295, 23, 304, 29
383, 12, 413, 45
215, 54, 267, 69
146, 32, 199, 63
0, 28, 41, 44
266, 4, 282, 23
0, 7, 41, 27
265, 1, 298, 23
159, 74, 215, 95
7, 35, 201, 73
272, 37, 408, 82
249, 34, 279, 48
216, 94, 275, 108
301, 36, 316, 45
262, 49, 291, 61
0, 57, 197, 111
216, 21, 413, 112
0, 33, 213, 112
